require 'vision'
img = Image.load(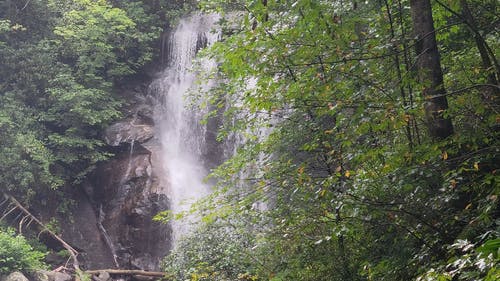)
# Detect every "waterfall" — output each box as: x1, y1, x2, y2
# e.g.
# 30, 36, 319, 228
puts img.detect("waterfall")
149, 14, 220, 248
